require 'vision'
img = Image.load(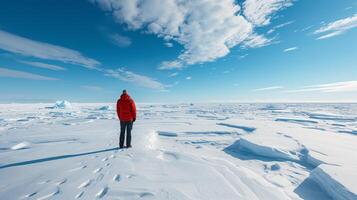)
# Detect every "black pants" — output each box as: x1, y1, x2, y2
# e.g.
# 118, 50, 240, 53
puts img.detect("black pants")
120, 121, 133, 148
